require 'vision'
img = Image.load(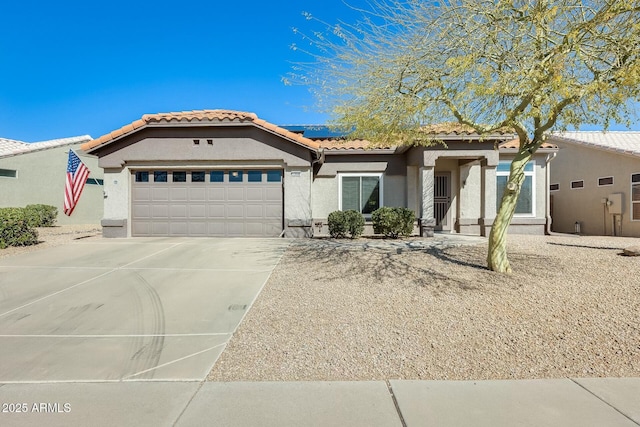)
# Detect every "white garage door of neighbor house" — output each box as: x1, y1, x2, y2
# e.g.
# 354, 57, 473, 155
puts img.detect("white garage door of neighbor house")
131, 170, 283, 237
